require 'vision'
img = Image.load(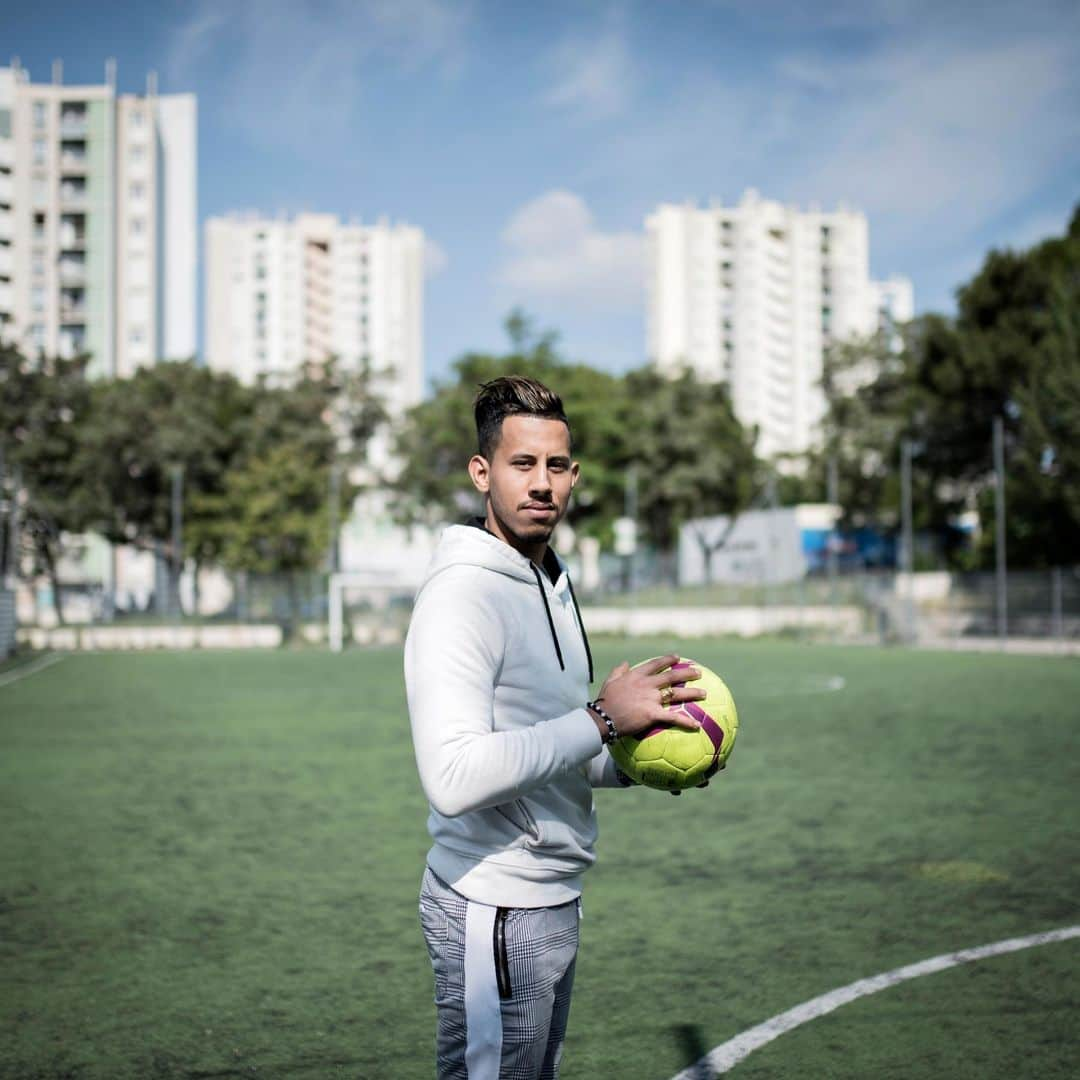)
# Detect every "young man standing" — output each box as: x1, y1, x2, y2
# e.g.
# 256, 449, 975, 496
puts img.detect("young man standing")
405, 375, 705, 1079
